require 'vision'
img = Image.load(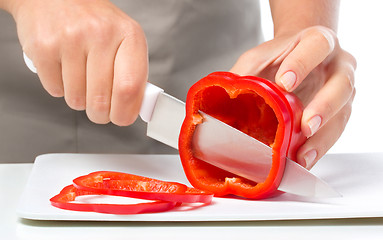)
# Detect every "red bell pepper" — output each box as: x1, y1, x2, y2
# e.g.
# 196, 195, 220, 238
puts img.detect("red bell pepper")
50, 185, 177, 214
178, 71, 306, 199
73, 171, 213, 204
